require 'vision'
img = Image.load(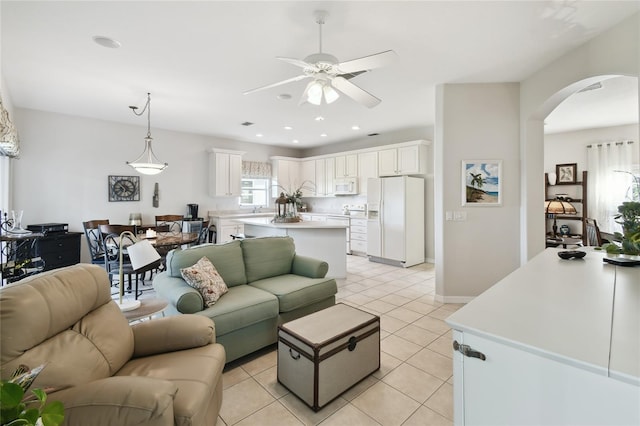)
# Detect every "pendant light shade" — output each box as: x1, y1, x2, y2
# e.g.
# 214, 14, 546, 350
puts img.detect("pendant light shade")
127, 93, 168, 175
